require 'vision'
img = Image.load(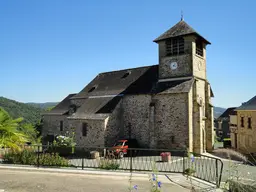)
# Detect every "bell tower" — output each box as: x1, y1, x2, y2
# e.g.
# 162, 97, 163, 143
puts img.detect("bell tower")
153, 19, 211, 80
